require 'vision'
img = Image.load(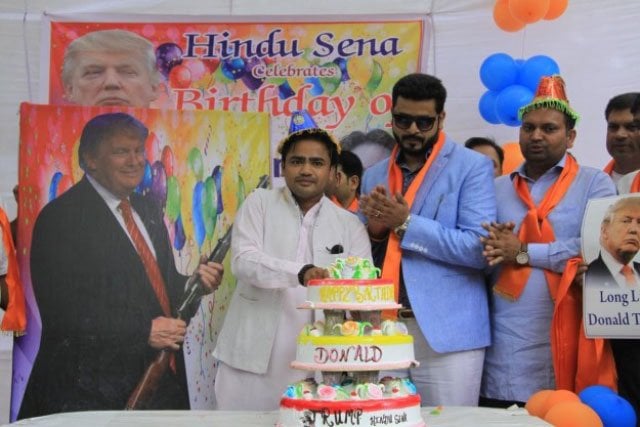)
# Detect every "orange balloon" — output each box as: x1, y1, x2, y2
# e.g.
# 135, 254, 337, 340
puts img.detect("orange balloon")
501, 141, 524, 175
544, 401, 603, 427
541, 389, 581, 417
509, 0, 551, 23
544, 0, 569, 20
493, 0, 525, 32
525, 389, 554, 417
